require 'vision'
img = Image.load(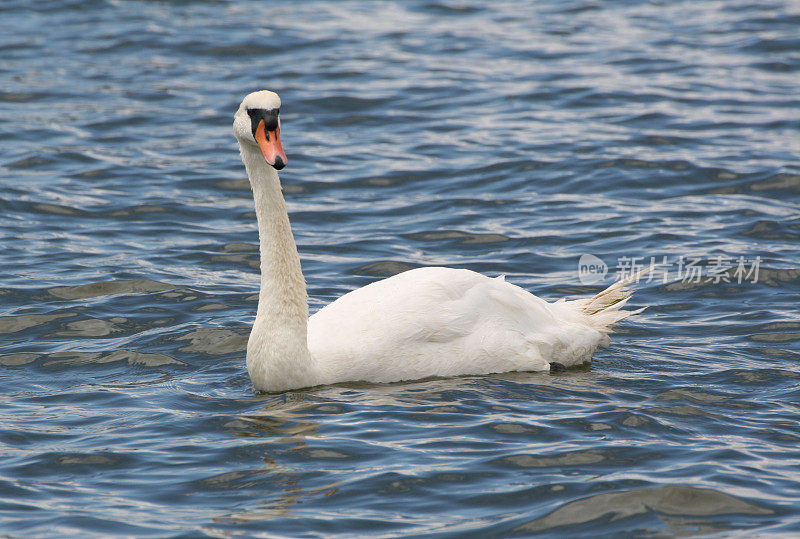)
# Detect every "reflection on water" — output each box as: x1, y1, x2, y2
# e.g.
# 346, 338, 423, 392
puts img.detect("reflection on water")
211, 397, 338, 524
1, 0, 799, 535
515, 485, 773, 535
48, 280, 174, 301
41, 349, 181, 367
228, 398, 321, 444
